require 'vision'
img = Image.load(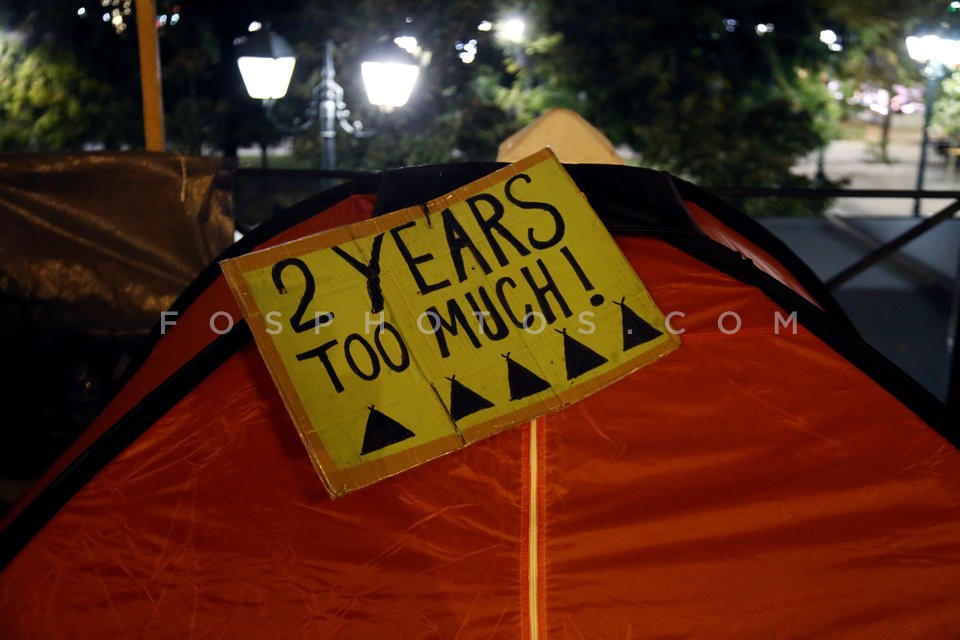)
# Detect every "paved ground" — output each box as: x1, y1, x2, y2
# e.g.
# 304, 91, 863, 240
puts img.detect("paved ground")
795, 112, 960, 216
